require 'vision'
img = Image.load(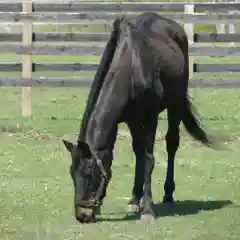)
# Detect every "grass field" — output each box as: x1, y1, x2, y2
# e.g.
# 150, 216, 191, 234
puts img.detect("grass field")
0, 85, 240, 240
0, 19, 240, 239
